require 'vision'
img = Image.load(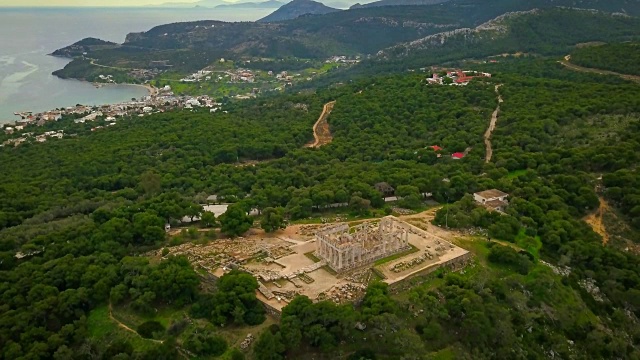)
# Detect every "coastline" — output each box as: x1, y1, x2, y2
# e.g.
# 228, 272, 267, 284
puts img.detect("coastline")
1, 79, 152, 125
